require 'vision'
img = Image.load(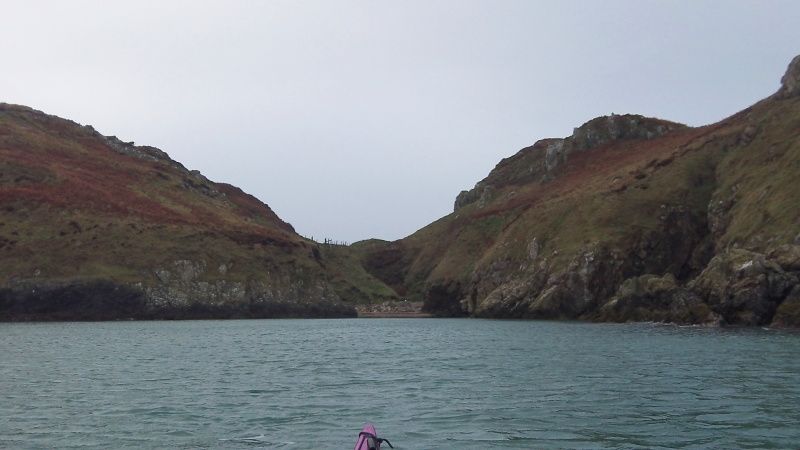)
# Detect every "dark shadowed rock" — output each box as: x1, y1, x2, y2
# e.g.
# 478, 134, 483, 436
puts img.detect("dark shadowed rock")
771, 286, 800, 327
422, 280, 468, 317
597, 273, 719, 325
0, 276, 356, 321
0, 279, 147, 321
688, 249, 798, 326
